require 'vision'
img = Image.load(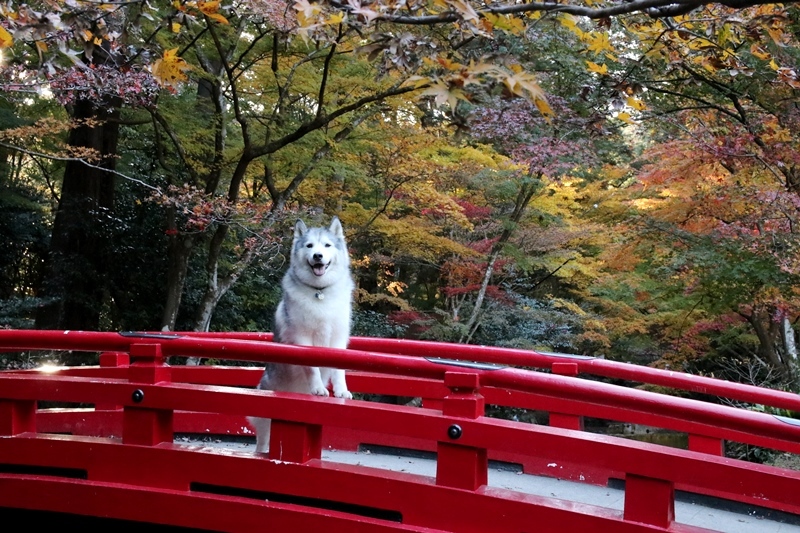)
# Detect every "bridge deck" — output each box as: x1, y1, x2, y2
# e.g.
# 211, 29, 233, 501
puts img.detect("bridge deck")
191, 436, 800, 533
